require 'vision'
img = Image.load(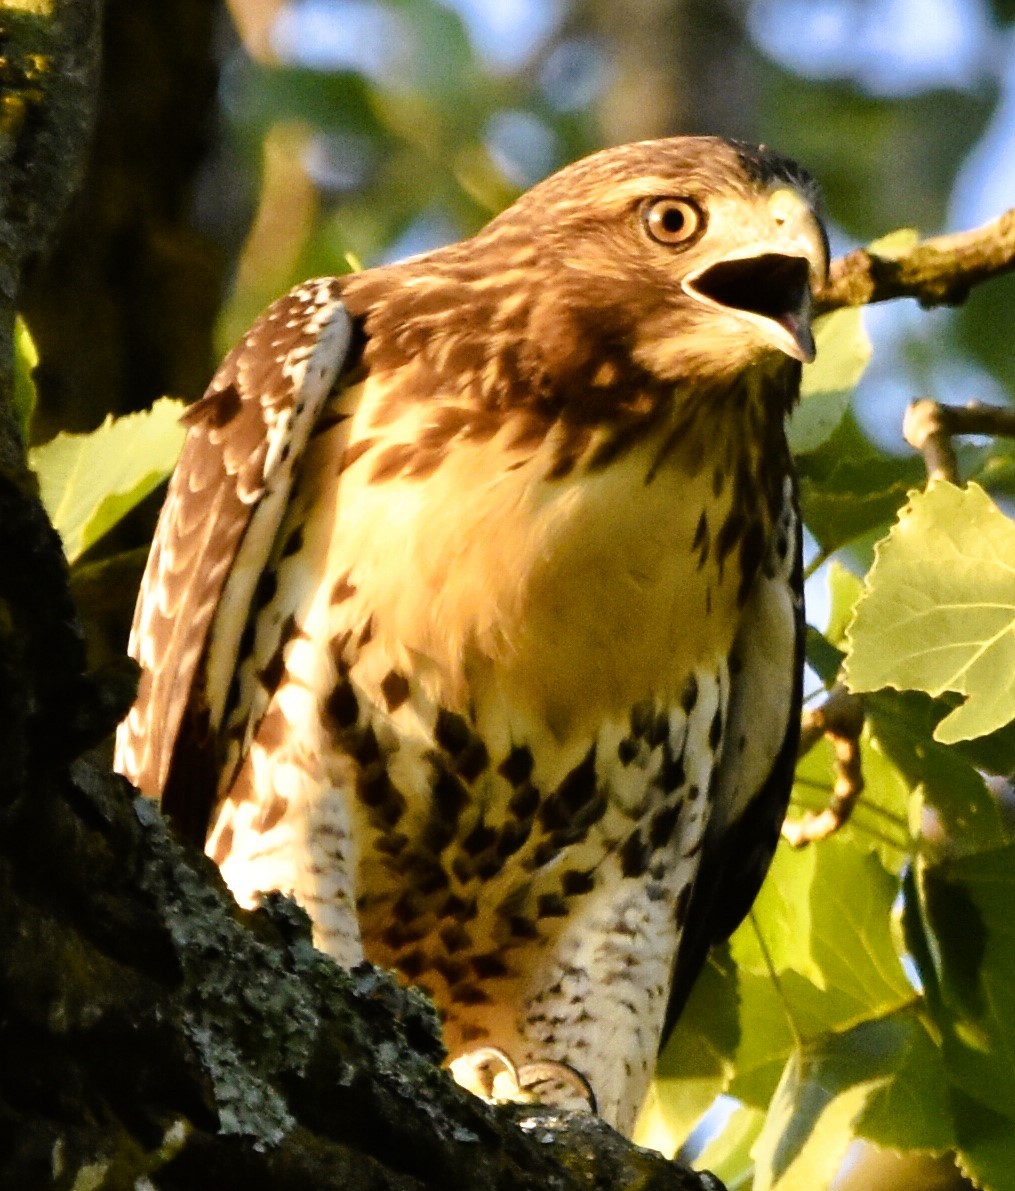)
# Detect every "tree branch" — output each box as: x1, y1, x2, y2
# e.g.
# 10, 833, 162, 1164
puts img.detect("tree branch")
903, 398, 1015, 485
783, 684, 866, 847
815, 206, 1015, 314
